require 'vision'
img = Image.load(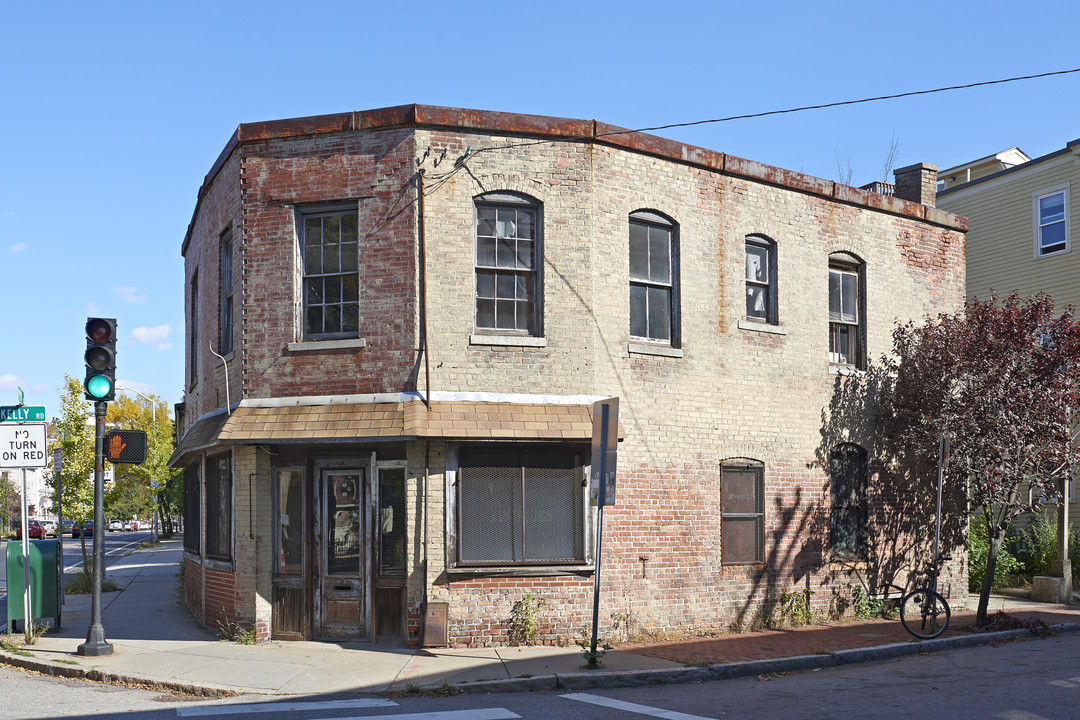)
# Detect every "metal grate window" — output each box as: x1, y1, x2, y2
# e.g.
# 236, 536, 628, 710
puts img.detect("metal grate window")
183, 463, 200, 554
205, 453, 232, 560
457, 447, 585, 565
721, 463, 764, 565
